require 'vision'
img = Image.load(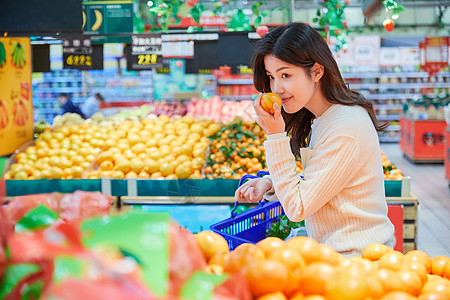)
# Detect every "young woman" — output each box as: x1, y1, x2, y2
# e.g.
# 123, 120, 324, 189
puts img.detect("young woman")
235, 22, 395, 257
